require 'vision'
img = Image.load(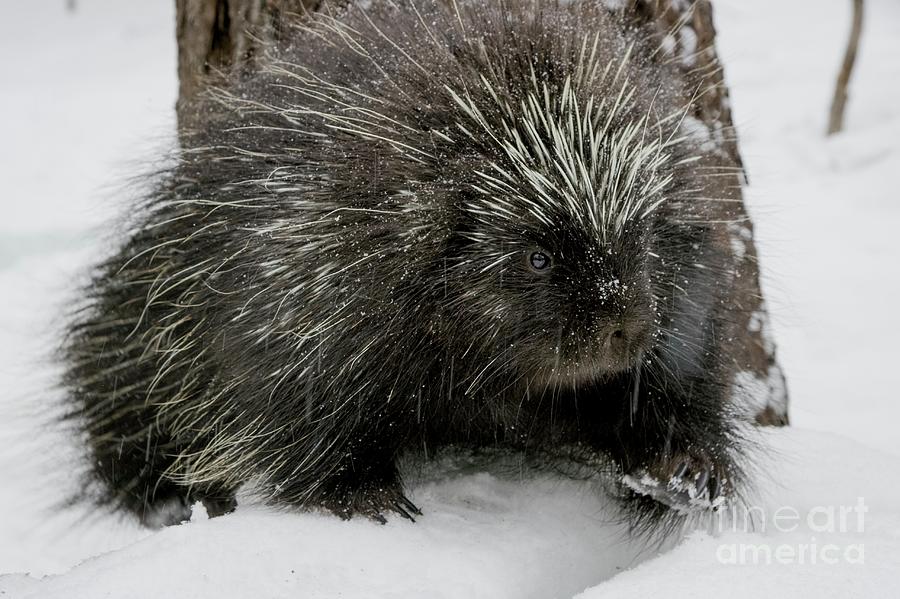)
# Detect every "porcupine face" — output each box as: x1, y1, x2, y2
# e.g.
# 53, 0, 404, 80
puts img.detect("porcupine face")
440, 84, 672, 390
447, 179, 660, 390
